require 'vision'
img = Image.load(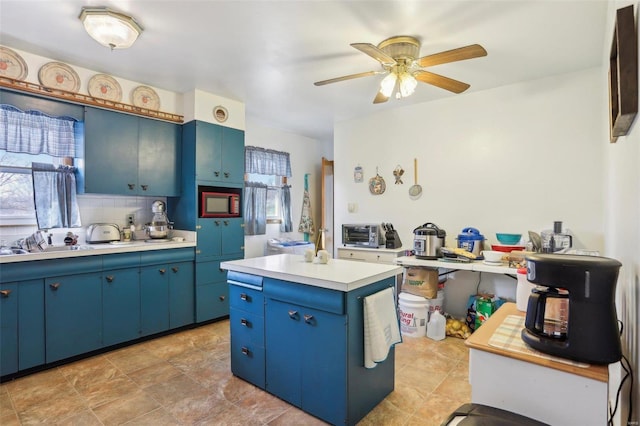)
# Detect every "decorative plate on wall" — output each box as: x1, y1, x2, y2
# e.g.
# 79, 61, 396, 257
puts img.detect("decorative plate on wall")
0, 46, 28, 80
88, 73, 122, 102
131, 85, 160, 110
38, 61, 81, 93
